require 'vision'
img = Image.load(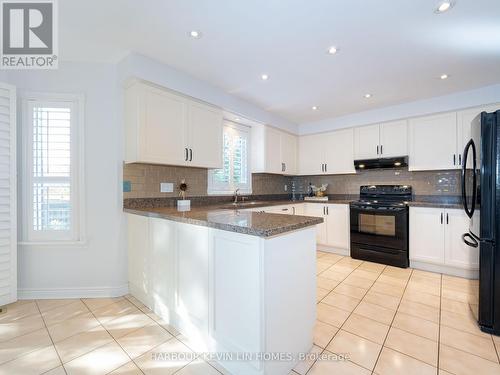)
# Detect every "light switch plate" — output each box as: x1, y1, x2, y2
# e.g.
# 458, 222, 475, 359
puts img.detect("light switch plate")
160, 182, 174, 193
